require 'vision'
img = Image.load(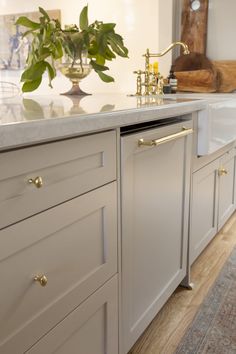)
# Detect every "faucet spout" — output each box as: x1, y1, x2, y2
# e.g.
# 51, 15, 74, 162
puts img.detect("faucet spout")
133, 41, 190, 96
144, 41, 190, 58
